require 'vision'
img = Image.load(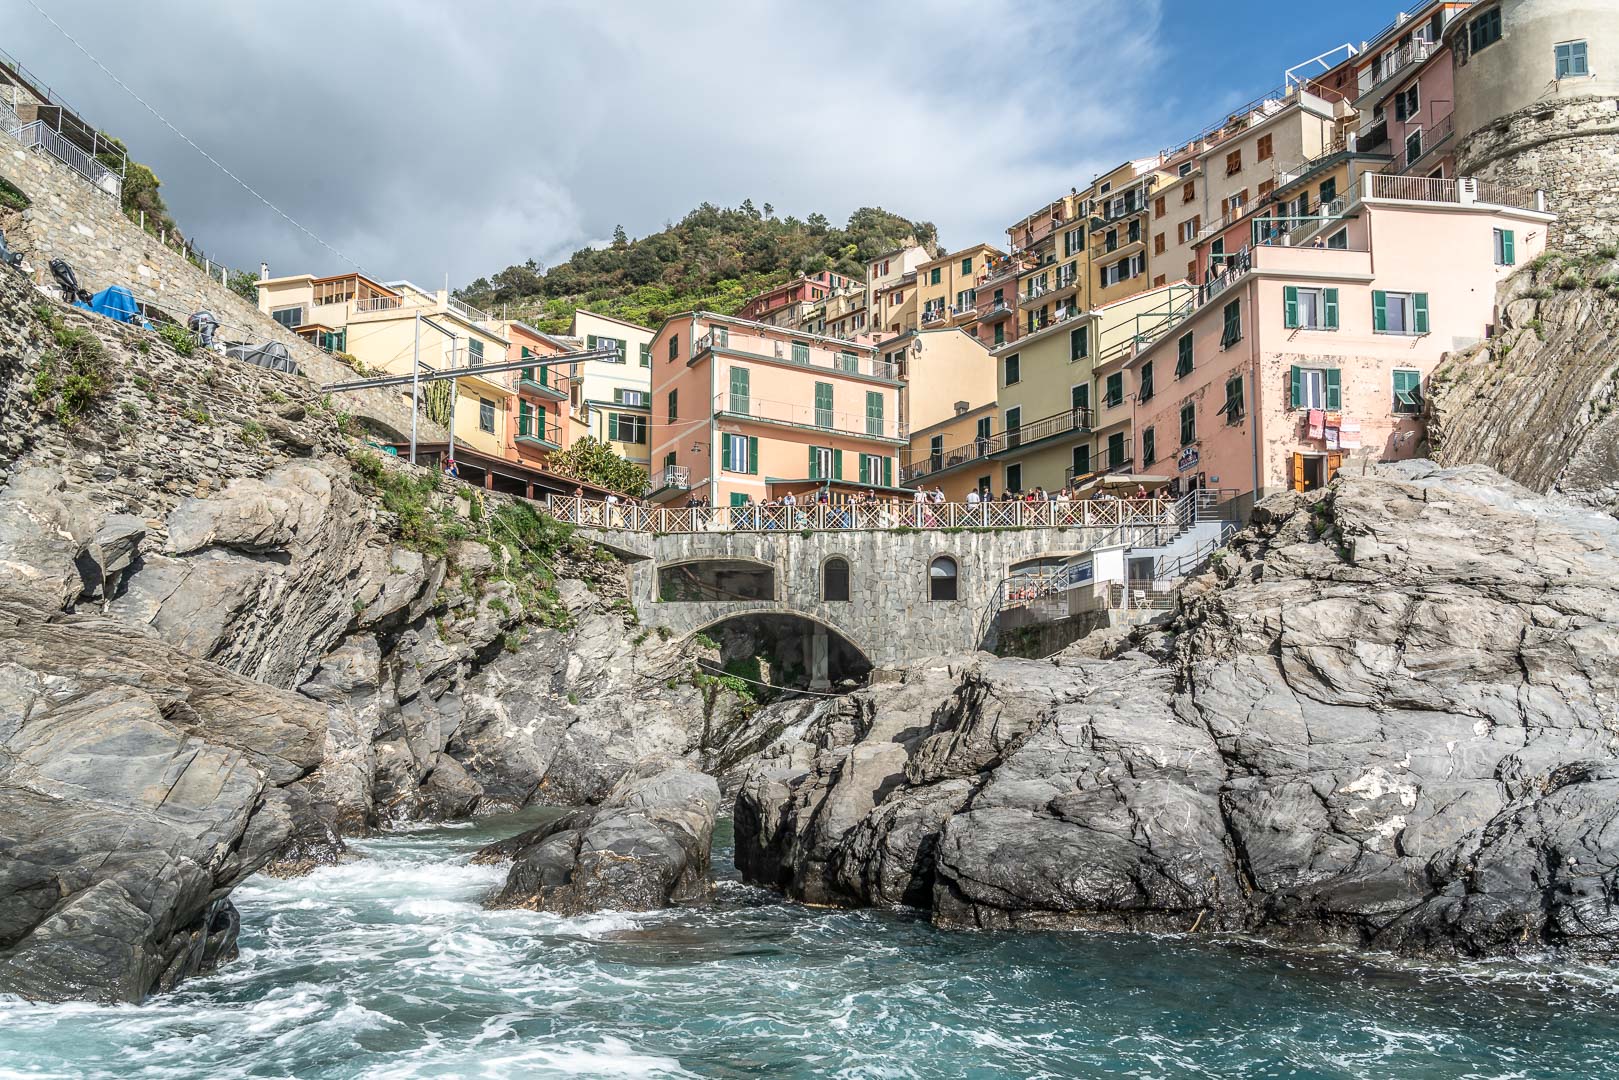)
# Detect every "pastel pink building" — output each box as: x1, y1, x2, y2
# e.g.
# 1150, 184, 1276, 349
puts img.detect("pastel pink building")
647, 313, 906, 506
1125, 173, 1551, 510
737, 271, 863, 326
